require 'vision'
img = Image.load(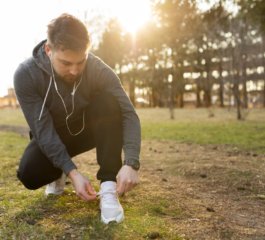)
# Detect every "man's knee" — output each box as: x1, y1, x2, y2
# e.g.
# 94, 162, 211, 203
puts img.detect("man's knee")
17, 161, 62, 190
17, 140, 62, 190
17, 169, 40, 190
